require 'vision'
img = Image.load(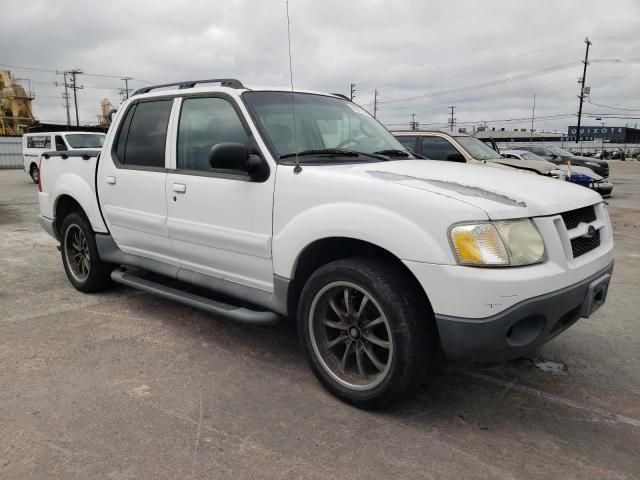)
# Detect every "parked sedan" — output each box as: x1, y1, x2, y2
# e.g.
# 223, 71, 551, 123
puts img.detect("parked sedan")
512, 145, 609, 178
502, 149, 613, 196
